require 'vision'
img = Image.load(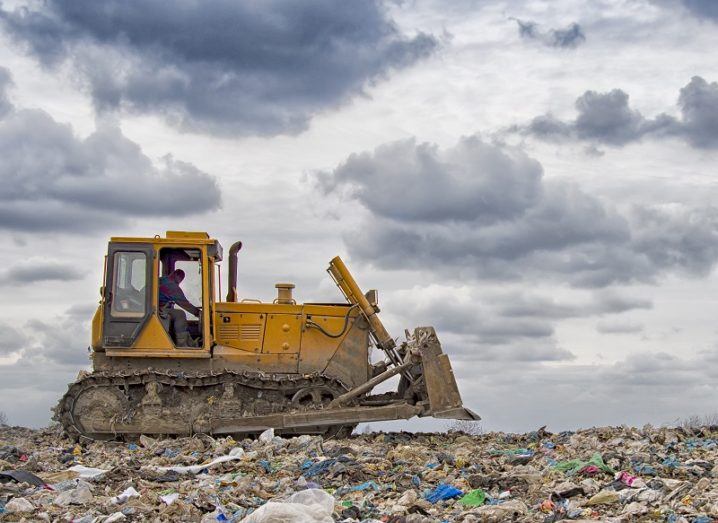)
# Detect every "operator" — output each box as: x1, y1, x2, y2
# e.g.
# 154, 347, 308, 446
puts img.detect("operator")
158, 269, 201, 347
